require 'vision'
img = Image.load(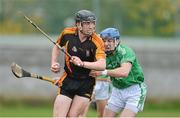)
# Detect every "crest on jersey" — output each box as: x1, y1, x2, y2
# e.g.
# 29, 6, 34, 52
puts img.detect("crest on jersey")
72, 46, 77, 52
